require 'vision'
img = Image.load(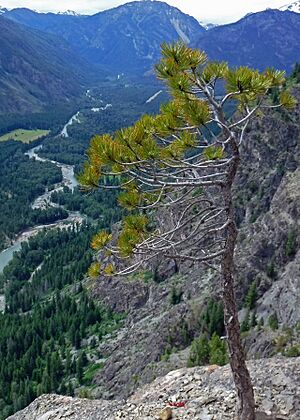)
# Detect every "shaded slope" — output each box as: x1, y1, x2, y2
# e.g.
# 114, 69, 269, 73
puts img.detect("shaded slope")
0, 16, 92, 114
195, 10, 300, 72
5, 1, 205, 74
